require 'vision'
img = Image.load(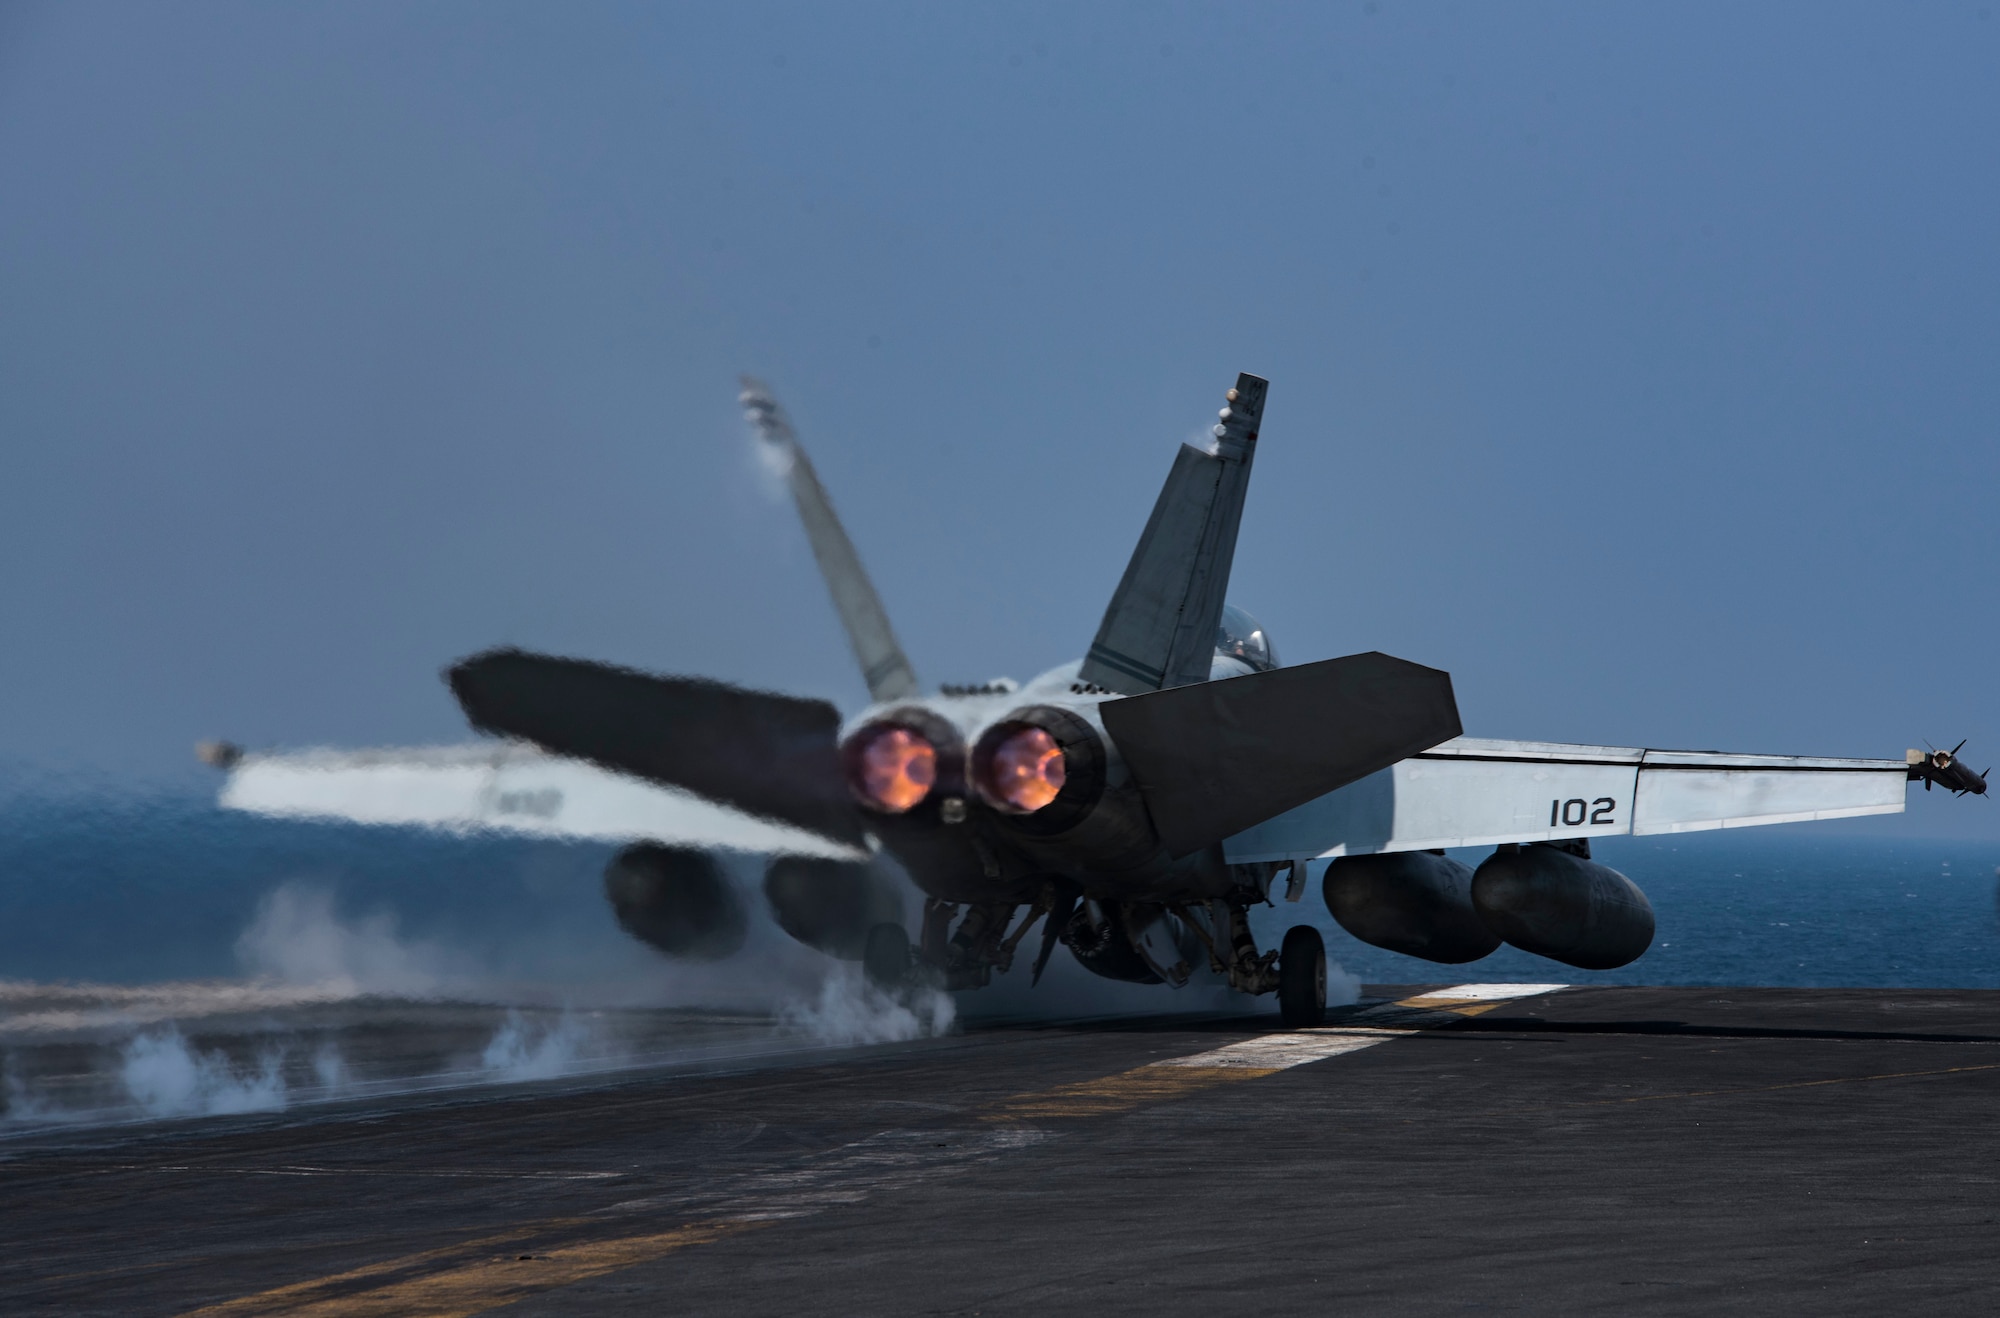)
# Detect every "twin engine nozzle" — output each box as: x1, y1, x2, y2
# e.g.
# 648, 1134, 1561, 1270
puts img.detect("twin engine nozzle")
840, 706, 1107, 827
